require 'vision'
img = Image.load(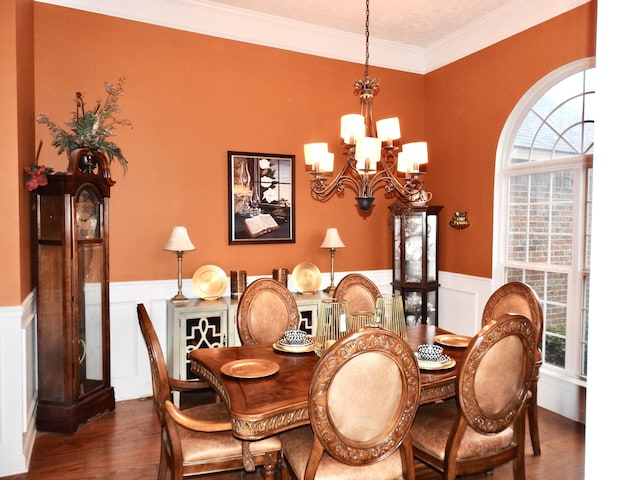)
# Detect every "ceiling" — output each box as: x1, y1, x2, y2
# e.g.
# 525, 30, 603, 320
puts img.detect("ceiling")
37, 0, 590, 73
200, 0, 515, 50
